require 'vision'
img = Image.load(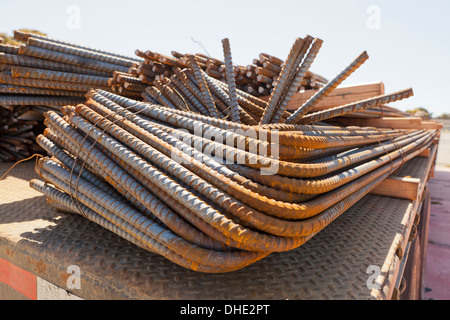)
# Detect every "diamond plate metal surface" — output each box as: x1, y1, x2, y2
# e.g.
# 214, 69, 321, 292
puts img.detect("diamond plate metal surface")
394, 156, 429, 179
0, 161, 417, 300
